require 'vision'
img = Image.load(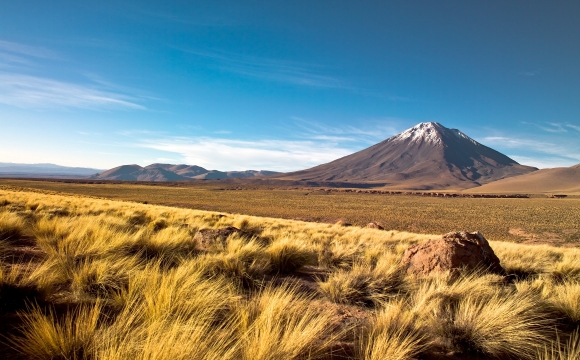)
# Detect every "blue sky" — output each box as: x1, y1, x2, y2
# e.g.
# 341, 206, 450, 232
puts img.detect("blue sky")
1, 1, 579, 171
